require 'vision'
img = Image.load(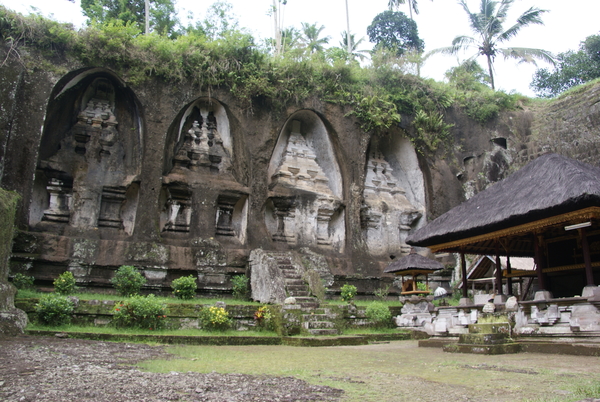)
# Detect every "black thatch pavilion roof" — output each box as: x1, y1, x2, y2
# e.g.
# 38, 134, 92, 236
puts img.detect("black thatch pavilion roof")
384, 250, 444, 275
406, 154, 600, 253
